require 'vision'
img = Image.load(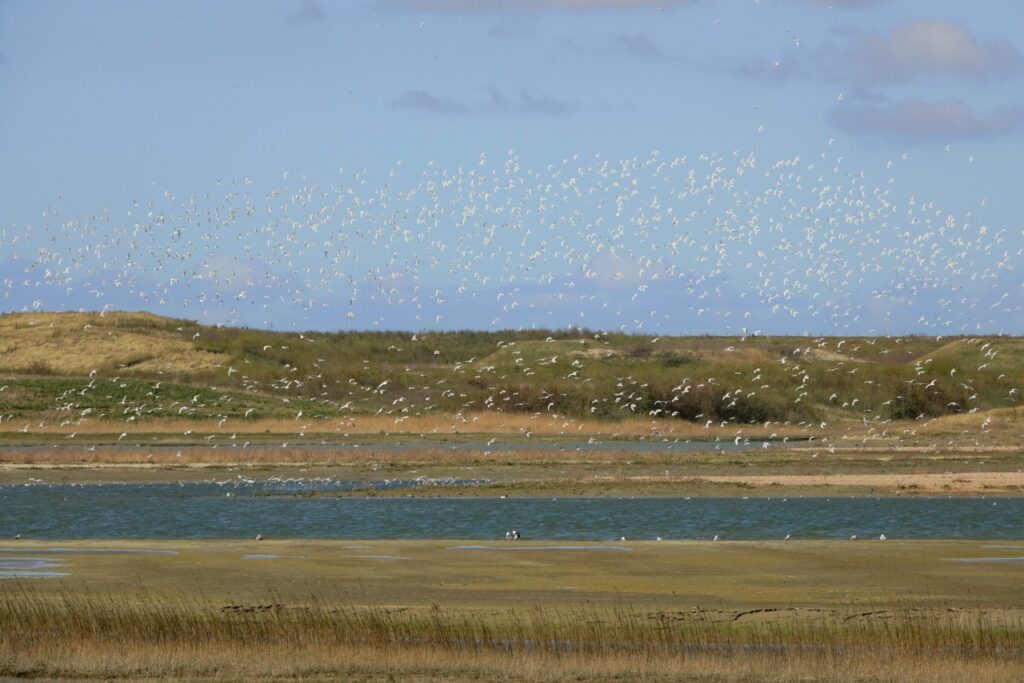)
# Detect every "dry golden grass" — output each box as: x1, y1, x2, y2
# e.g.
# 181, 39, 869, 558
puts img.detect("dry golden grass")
5, 539, 1024, 680
919, 406, 1022, 432
2, 591, 1022, 682
10, 640, 1024, 682
0, 410, 817, 439
0, 311, 225, 375
0, 444, 610, 467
